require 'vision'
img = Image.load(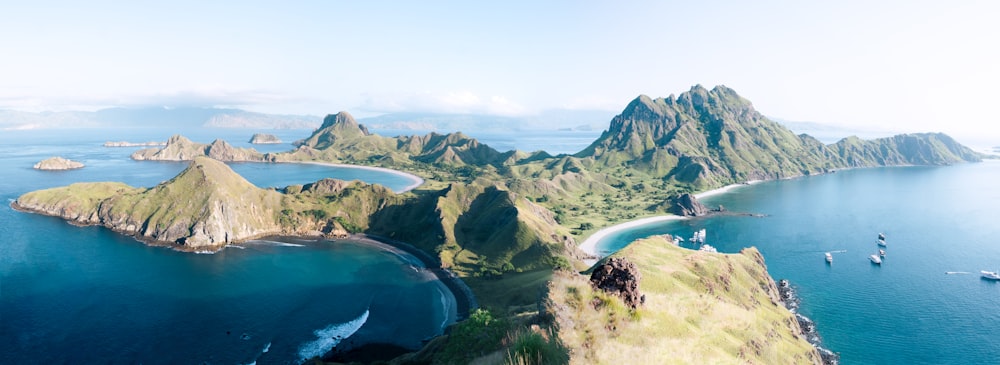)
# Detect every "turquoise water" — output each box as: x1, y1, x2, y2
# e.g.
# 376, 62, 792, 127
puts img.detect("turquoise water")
0, 129, 450, 364
597, 162, 1000, 364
